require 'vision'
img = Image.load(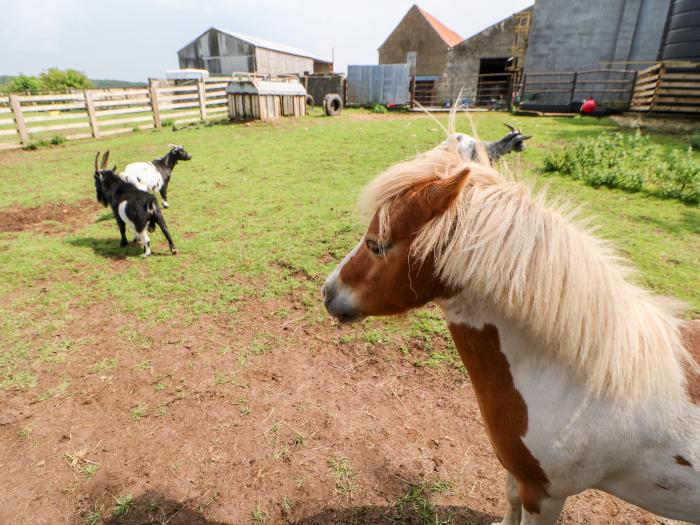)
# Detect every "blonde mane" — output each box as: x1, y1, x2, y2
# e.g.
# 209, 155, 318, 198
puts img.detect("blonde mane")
360, 136, 695, 403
